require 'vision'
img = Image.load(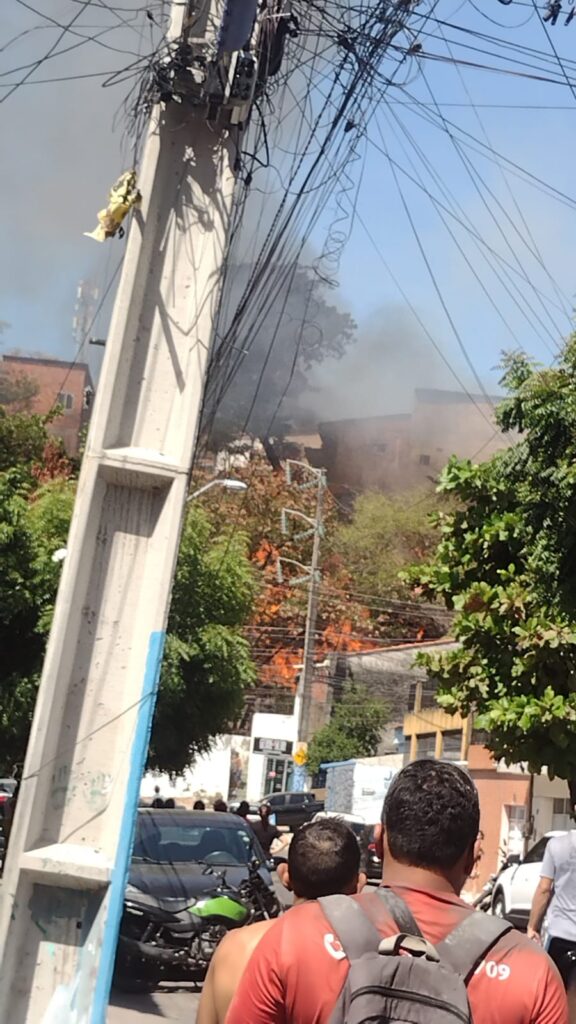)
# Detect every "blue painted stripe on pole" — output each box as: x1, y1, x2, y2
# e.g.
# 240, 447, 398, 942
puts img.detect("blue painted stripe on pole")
90, 630, 166, 1024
